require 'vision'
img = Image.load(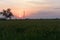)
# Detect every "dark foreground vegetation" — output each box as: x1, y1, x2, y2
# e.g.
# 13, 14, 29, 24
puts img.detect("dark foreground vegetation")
0, 19, 60, 40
